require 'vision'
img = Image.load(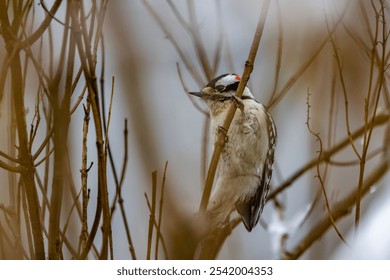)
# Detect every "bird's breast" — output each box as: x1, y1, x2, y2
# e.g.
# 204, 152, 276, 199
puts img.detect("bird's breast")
211, 102, 269, 177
